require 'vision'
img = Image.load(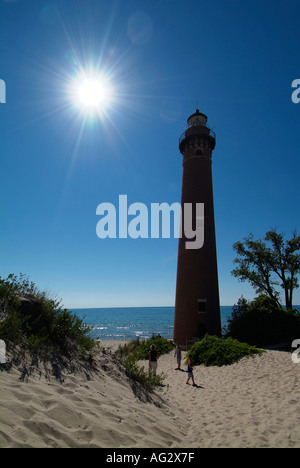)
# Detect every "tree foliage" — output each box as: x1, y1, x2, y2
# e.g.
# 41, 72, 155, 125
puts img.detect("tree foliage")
225, 295, 300, 347
232, 229, 300, 309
